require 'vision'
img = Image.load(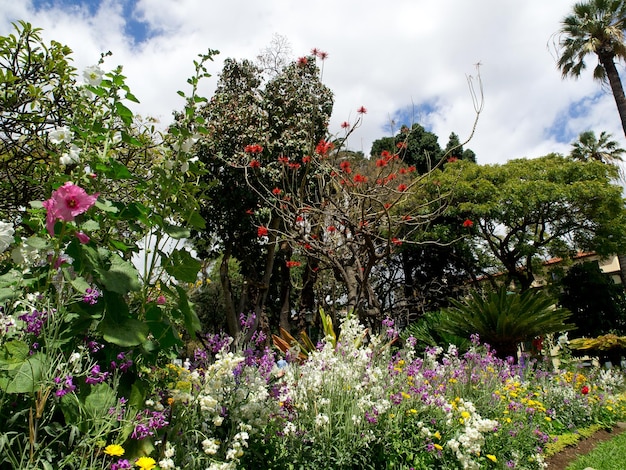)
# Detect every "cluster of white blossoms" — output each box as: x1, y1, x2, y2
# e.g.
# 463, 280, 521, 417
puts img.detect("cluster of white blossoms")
445, 399, 499, 470
0, 220, 15, 253
158, 442, 178, 470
